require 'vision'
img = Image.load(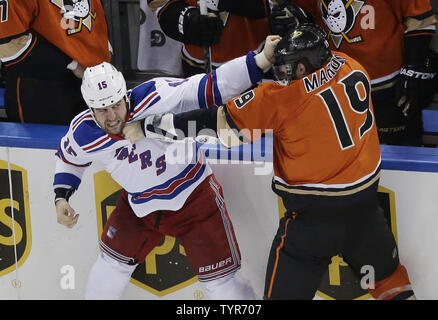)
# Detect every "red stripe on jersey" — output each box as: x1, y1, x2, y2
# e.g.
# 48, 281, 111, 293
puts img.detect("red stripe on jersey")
57, 148, 90, 167
134, 91, 159, 115
72, 114, 93, 131
206, 72, 215, 107
83, 135, 111, 151
135, 152, 204, 200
